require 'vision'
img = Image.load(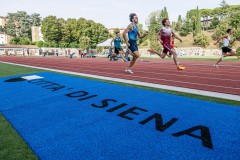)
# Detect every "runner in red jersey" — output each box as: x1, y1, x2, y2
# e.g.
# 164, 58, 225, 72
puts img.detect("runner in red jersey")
148, 18, 185, 70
